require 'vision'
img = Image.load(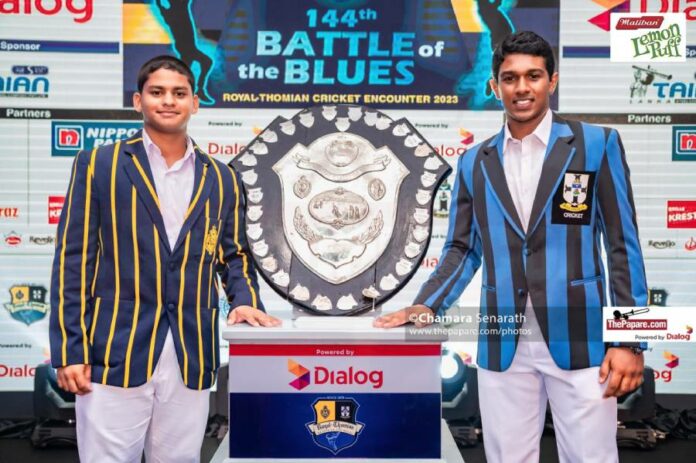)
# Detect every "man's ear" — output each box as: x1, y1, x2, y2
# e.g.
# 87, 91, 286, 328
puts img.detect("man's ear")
489, 78, 501, 100
549, 72, 559, 95
192, 94, 199, 114
133, 92, 142, 113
